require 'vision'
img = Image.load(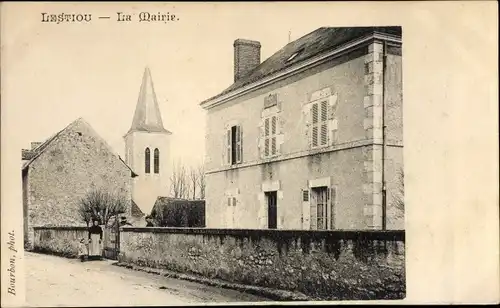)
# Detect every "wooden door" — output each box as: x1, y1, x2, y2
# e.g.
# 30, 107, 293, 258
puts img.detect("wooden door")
267, 191, 277, 229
